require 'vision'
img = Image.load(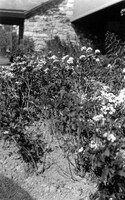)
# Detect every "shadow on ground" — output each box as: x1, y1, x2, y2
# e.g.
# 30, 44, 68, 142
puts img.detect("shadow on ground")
0, 174, 36, 200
